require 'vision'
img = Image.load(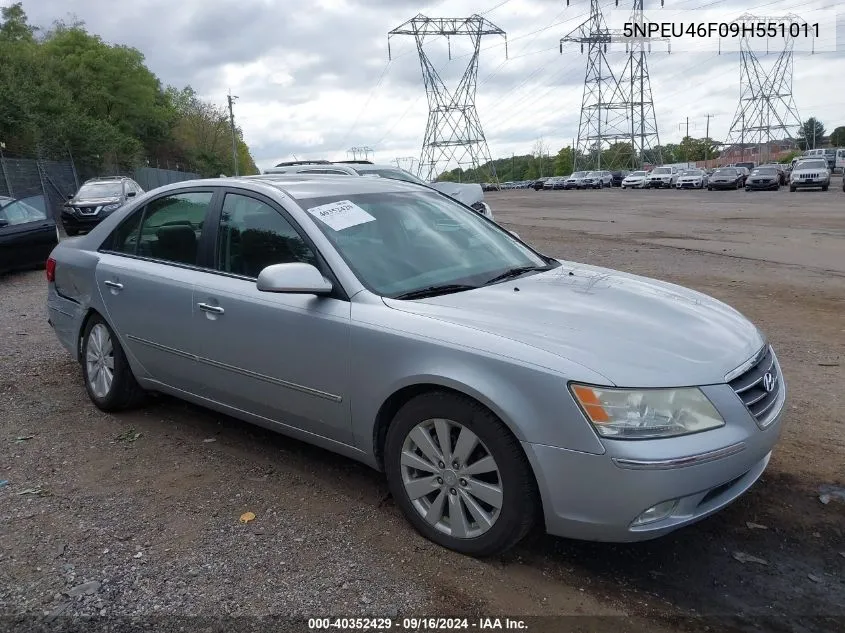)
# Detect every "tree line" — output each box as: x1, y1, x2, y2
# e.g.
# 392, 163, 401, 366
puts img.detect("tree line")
0, 3, 258, 178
